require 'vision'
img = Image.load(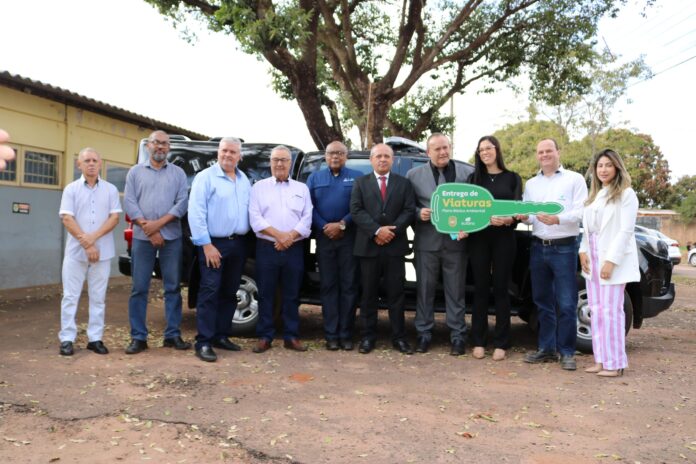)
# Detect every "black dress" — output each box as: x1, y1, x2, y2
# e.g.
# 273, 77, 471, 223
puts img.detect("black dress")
467, 170, 522, 349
